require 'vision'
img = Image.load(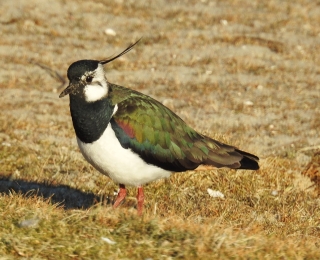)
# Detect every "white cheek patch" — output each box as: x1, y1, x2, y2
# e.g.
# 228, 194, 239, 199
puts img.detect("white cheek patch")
84, 84, 108, 102
83, 64, 108, 102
